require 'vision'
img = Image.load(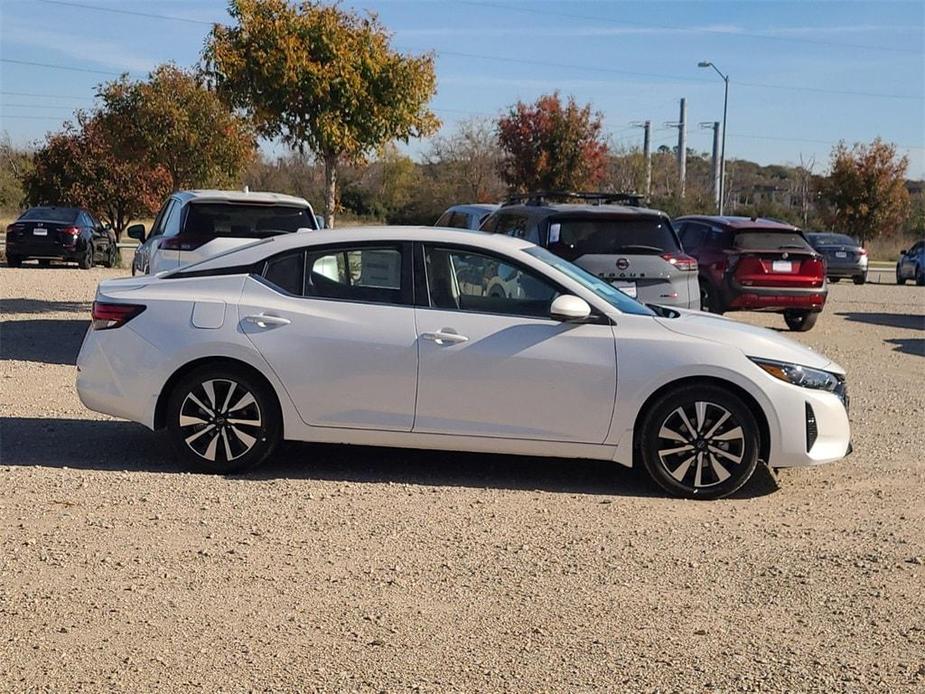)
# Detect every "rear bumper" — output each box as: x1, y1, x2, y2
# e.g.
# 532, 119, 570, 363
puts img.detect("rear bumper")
825, 262, 867, 278
726, 281, 827, 311
6, 239, 81, 259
